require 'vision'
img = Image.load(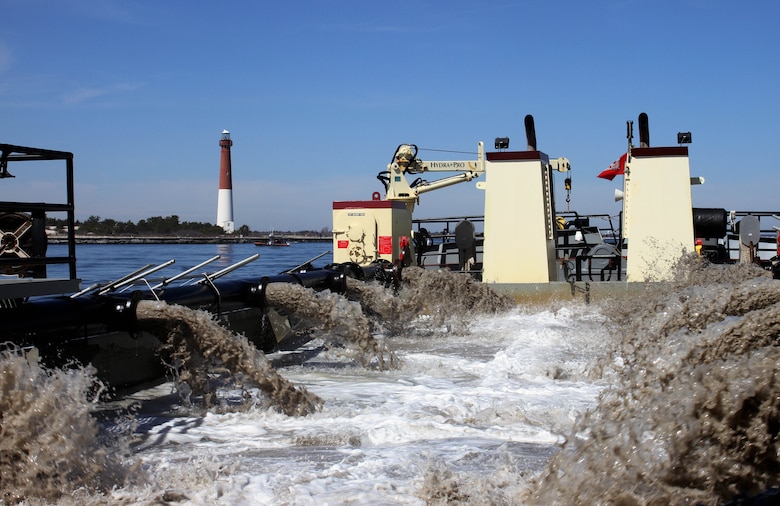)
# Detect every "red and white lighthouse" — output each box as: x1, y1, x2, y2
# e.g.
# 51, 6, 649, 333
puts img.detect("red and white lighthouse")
216, 129, 235, 233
